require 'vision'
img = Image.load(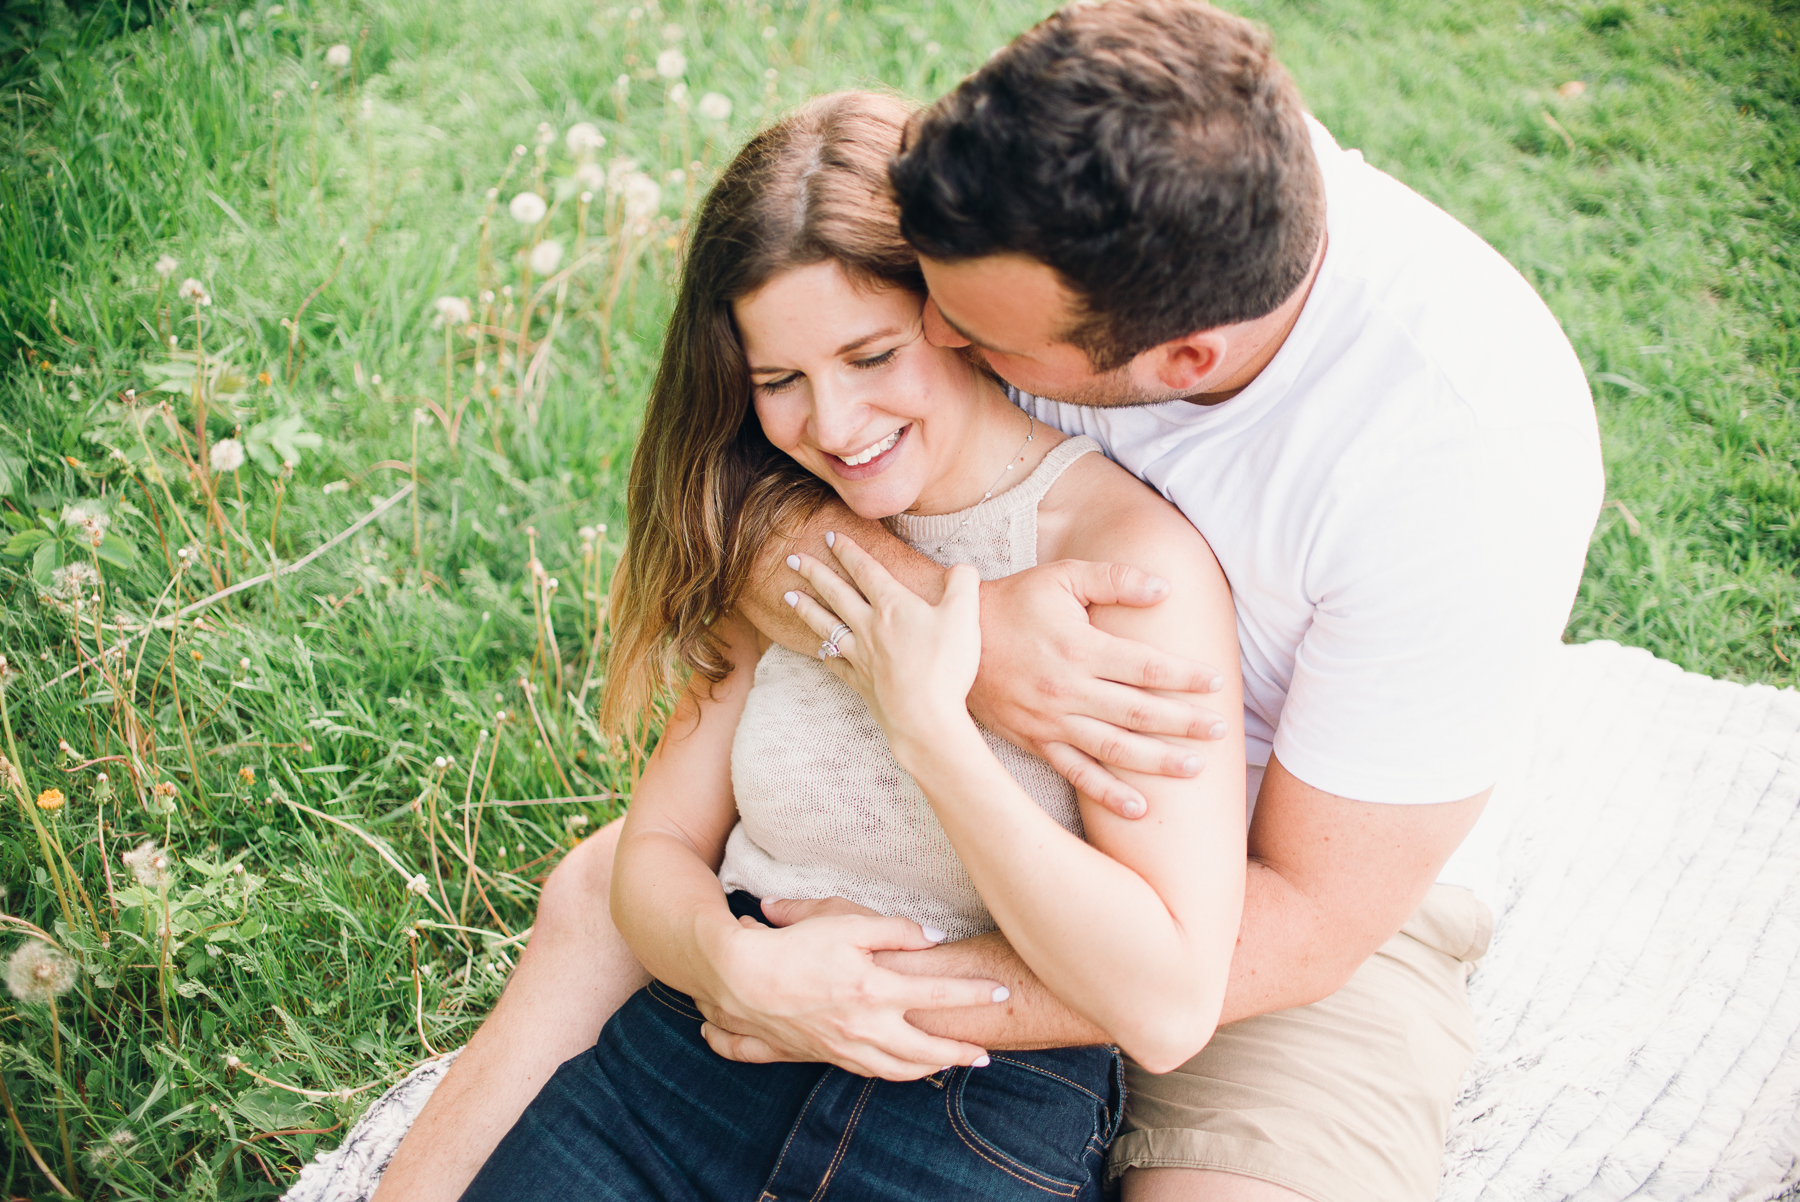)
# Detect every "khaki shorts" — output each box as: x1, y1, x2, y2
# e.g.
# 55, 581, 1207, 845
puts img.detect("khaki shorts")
1108, 885, 1493, 1202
